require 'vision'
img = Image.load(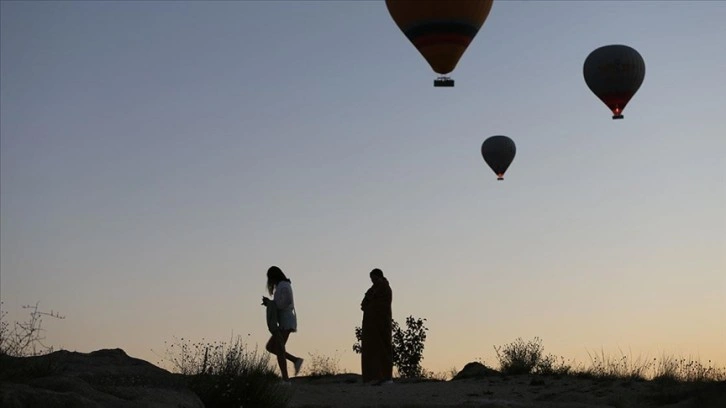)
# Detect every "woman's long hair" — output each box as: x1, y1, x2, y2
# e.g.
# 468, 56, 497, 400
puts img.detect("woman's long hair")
267, 265, 291, 295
